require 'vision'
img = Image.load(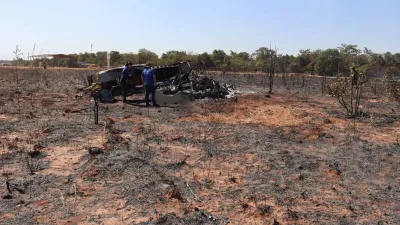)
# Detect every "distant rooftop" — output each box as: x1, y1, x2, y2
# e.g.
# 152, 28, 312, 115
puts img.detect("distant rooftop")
31, 54, 73, 59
